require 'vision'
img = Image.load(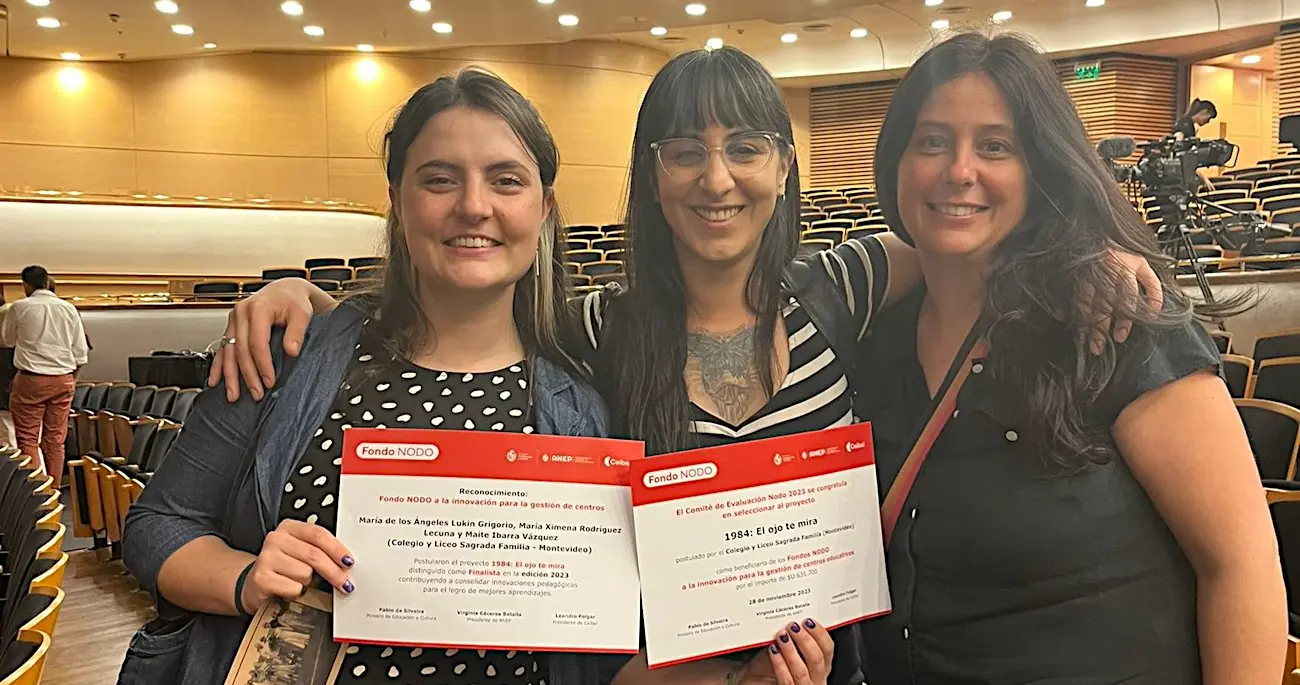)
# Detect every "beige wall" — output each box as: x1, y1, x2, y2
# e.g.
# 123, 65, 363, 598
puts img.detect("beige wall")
0, 42, 666, 225
783, 87, 811, 178
1190, 64, 1278, 168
